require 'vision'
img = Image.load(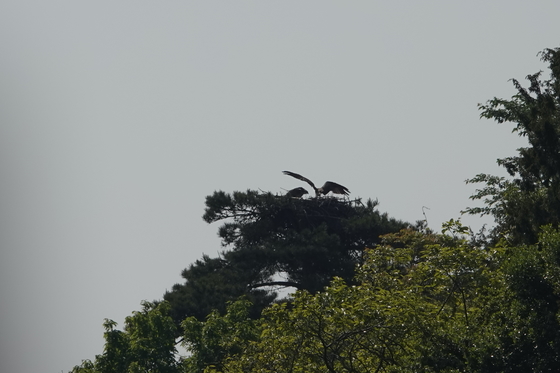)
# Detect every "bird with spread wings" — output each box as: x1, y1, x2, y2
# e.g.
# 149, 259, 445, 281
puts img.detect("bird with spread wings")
283, 170, 350, 197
